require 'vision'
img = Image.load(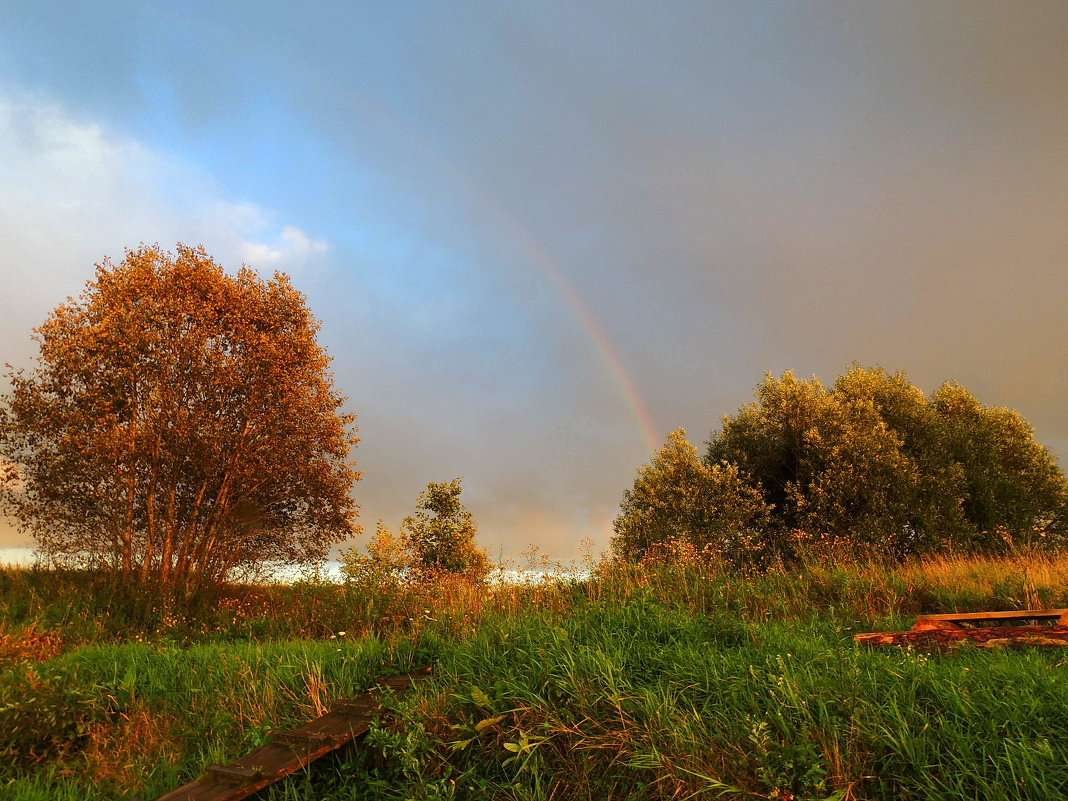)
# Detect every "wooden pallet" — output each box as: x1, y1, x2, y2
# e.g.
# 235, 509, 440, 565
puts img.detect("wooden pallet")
141, 669, 430, 801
